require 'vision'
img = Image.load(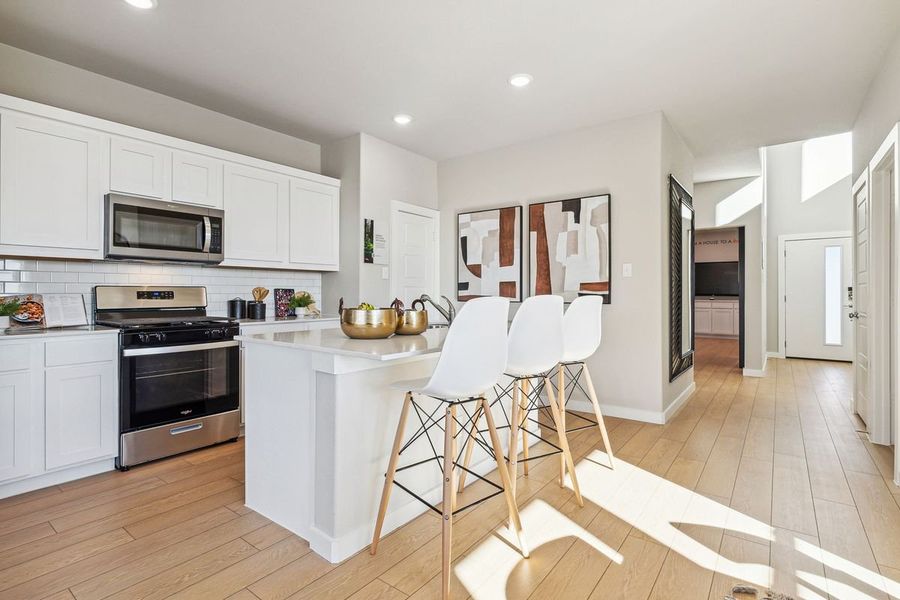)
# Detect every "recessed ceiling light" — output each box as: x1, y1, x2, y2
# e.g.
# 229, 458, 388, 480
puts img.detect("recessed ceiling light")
124, 0, 157, 9
508, 73, 533, 88
393, 114, 413, 126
